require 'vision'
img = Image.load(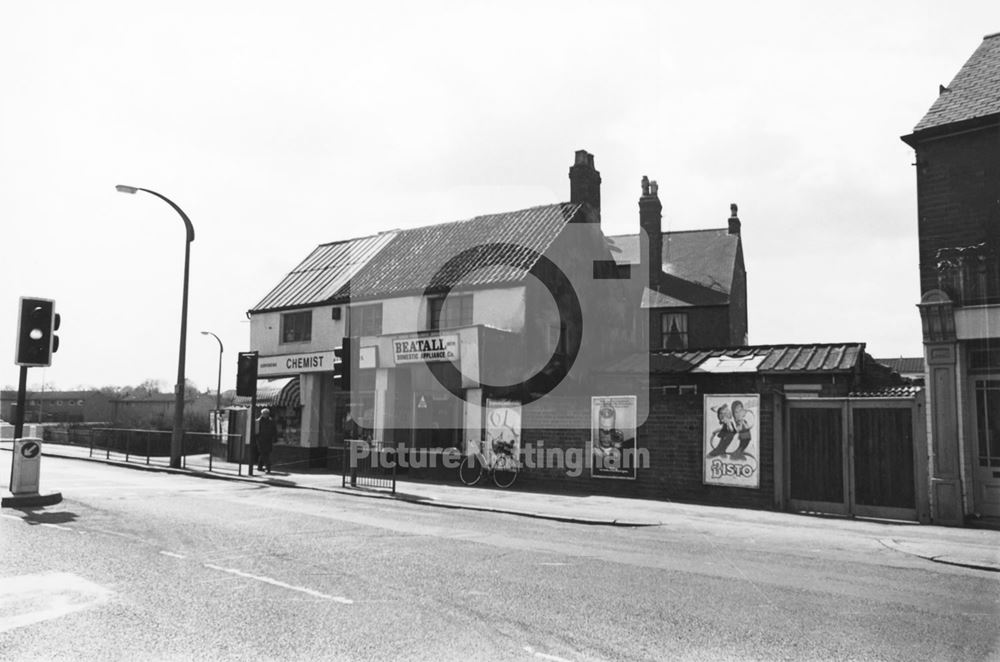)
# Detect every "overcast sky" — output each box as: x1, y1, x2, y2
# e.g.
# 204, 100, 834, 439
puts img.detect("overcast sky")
1, 1, 997, 393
